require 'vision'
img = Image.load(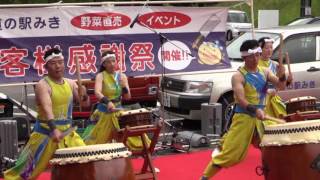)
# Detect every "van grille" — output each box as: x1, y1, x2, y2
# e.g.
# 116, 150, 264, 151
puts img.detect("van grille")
161, 77, 186, 92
